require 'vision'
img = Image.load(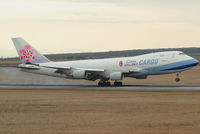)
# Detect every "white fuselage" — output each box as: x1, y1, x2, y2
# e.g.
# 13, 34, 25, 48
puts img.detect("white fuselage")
20, 51, 199, 80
